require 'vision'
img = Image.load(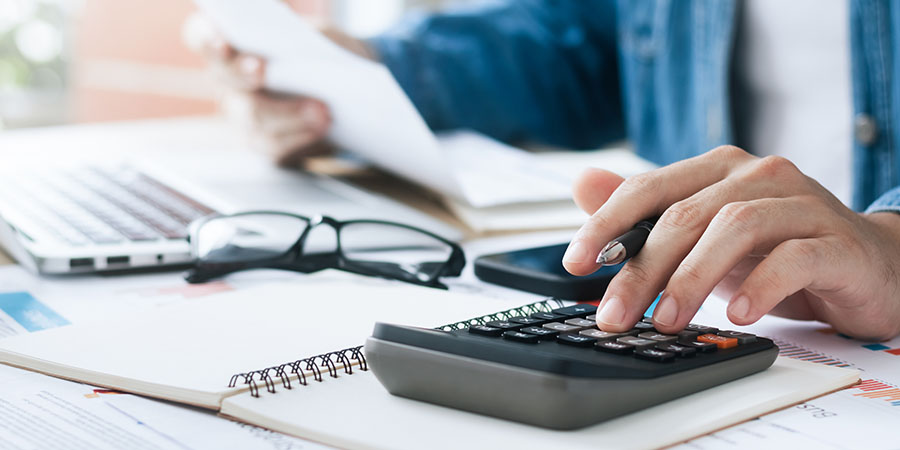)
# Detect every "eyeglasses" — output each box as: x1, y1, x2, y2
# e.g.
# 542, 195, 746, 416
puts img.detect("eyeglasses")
183, 211, 465, 289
